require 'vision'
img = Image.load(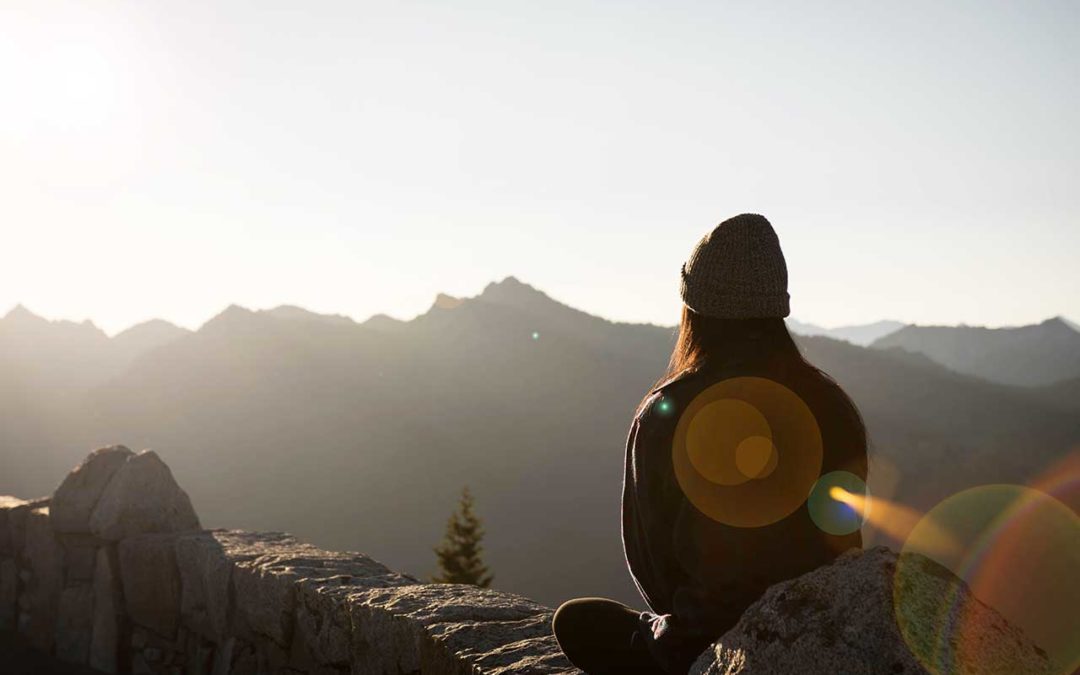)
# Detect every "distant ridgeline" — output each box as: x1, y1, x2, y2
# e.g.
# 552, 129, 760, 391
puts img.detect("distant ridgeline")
1, 446, 1055, 674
